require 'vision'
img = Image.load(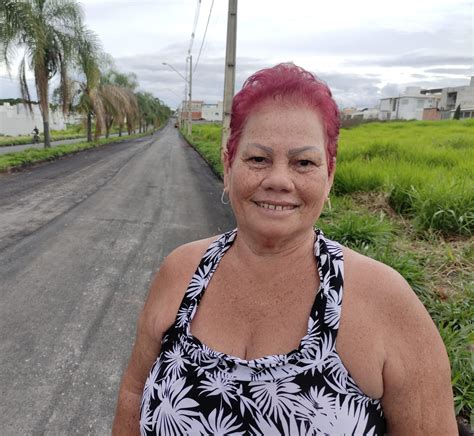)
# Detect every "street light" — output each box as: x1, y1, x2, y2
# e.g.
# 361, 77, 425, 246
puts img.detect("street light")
162, 62, 187, 82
